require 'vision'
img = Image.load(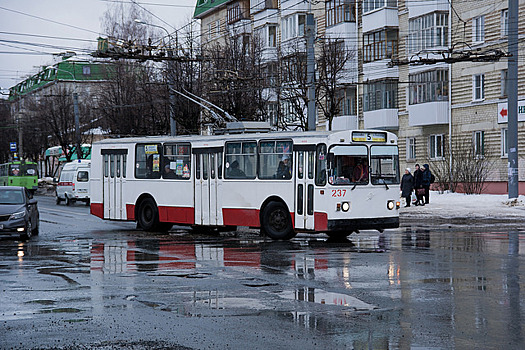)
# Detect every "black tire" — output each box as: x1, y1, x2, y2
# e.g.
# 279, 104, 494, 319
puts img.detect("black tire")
261, 201, 296, 240
56, 196, 62, 205
137, 197, 160, 231
20, 221, 32, 240
65, 195, 71, 206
